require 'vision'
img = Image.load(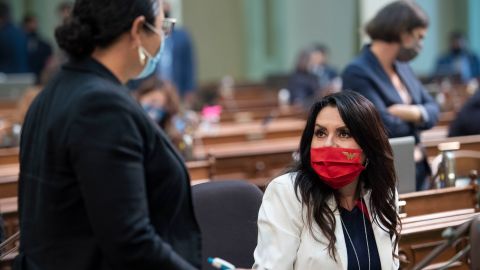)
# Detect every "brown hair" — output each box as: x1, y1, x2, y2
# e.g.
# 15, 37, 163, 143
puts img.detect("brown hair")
291, 90, 400, 260
366, 0, 428, 43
